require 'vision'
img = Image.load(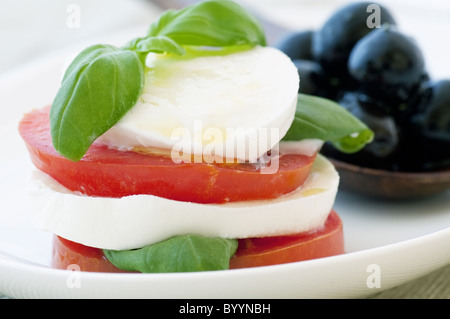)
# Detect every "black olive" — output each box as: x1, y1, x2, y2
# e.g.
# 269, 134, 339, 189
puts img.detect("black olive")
394, 133, 450, 171
412, 80, 450, 139
321, 91, 400, 170
348, 25, 426, 106
404, 71, 432, 116
312, 1, 396, 76
312, 2, 449, 172
292, 59, 332, 97
406, 80, 450, 170
275, 30, 314, 60
340, 91, 400, 159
